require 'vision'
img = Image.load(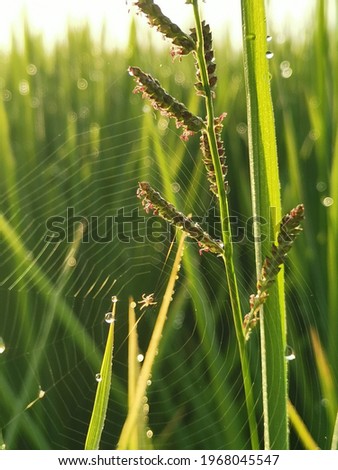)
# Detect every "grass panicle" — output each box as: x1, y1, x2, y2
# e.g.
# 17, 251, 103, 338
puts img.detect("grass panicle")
244, 204, 305, 338
128, 66, 204, 140
137, 181, 224, 255
200, 113, 228, 196
190, 21, 217, 96
133, 0, 195, 56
